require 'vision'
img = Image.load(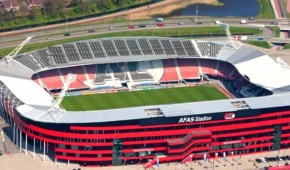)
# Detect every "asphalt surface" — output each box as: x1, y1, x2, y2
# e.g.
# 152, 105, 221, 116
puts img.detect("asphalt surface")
0, 19, 282, 50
